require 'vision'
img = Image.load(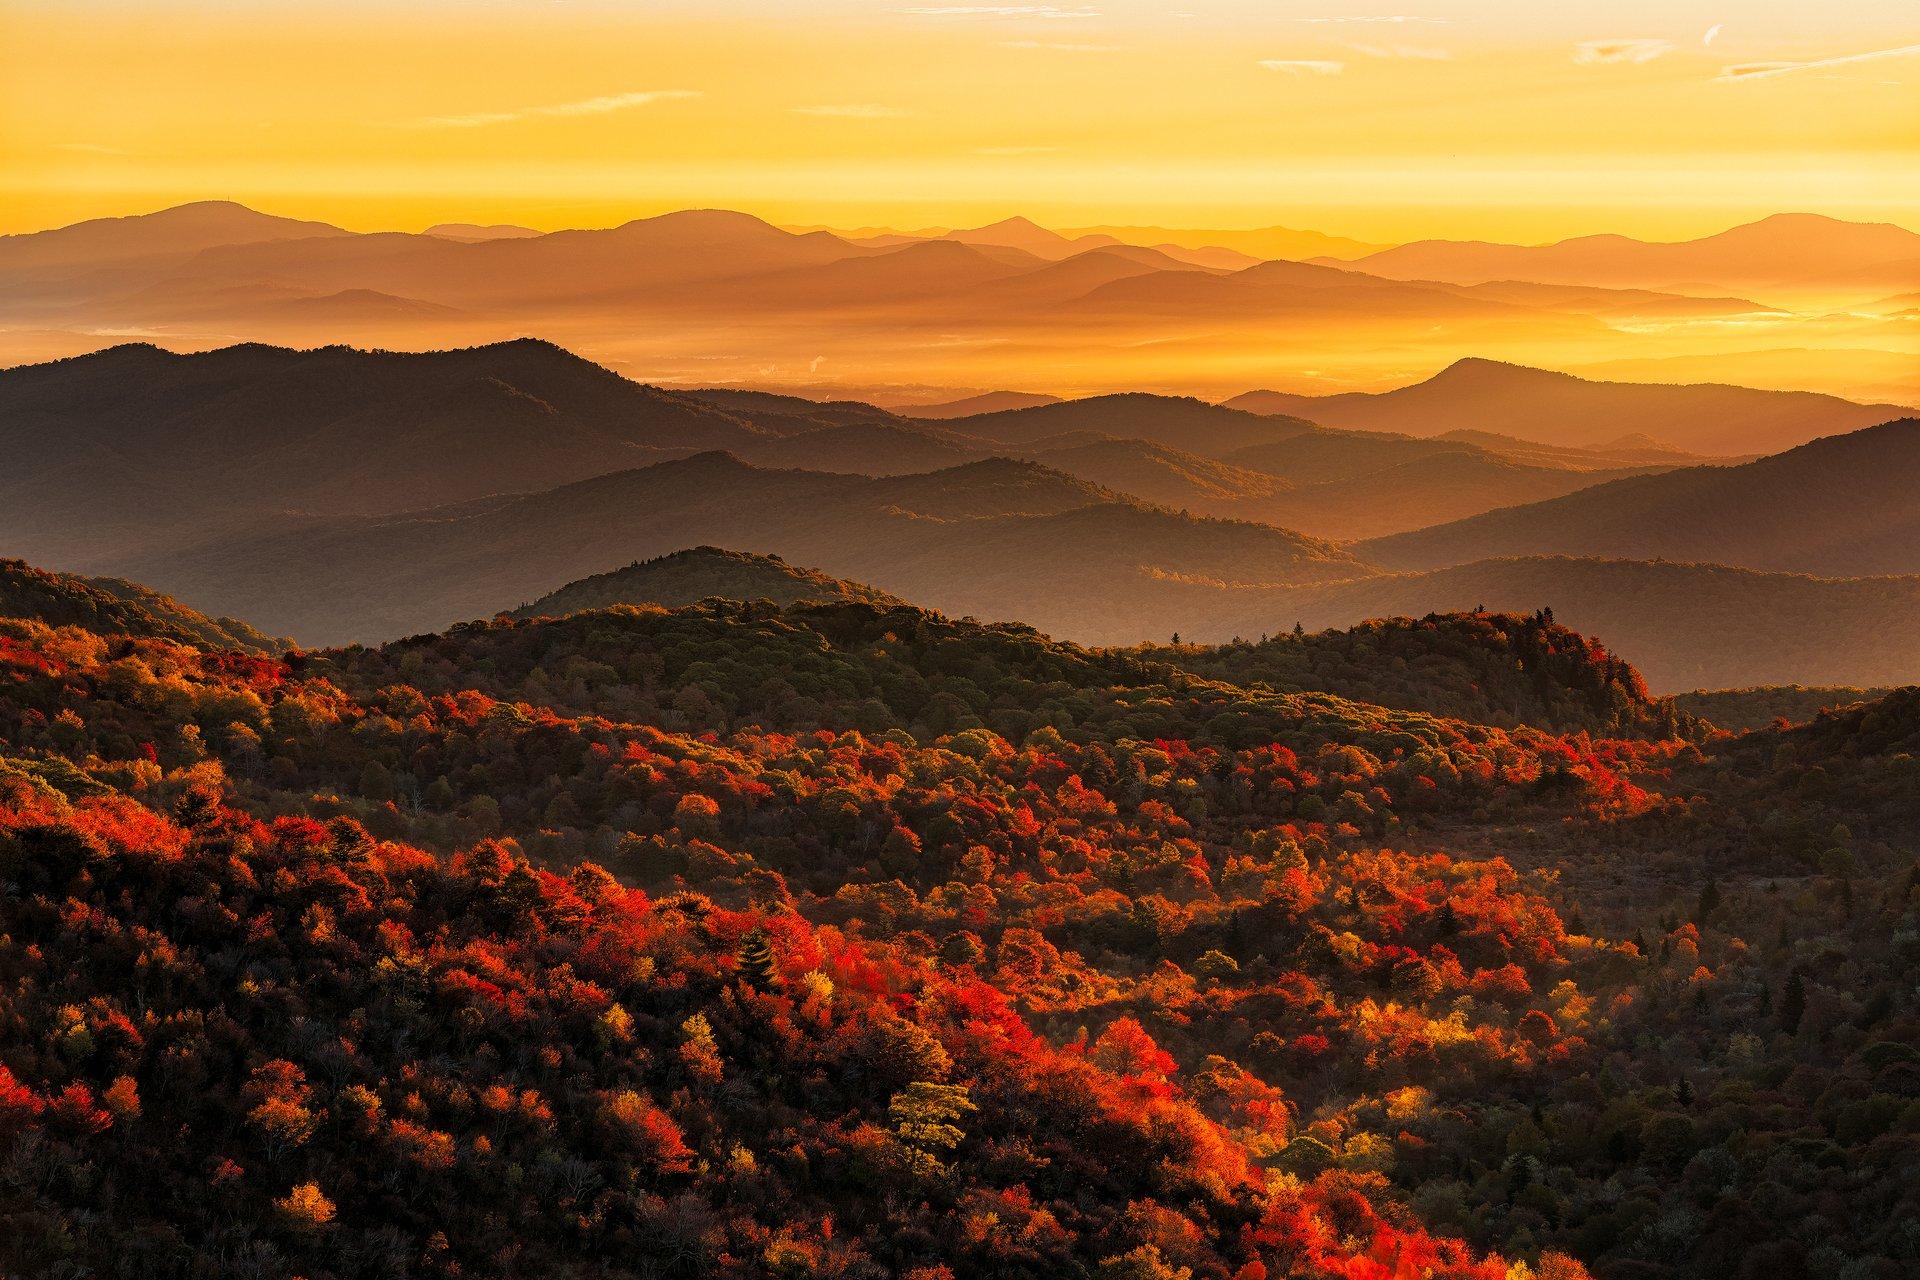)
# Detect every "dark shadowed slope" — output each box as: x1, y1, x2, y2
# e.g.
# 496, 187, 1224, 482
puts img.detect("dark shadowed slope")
673, 386, 903, 431
1226, 357, 1912, 456
1023, 435, 1666, 540
1359, 418, 1920, 578
0, 339, 771, 563
117, 453, 1374, 645
509, 547, 902, 616
733, 422, 985, 475
946, 391, 1317, 456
